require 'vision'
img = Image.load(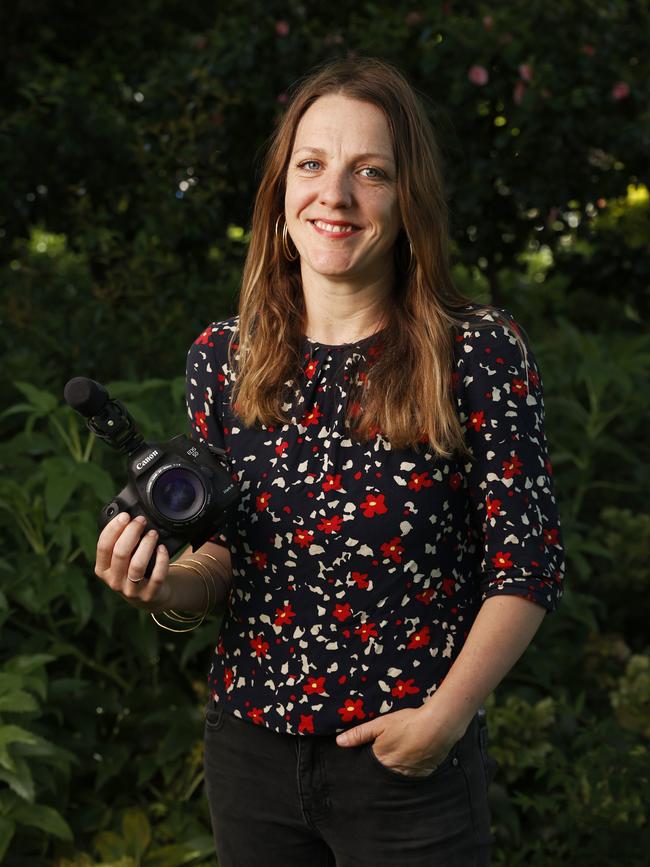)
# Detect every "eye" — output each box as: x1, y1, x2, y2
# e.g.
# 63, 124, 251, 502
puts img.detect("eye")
297, 160, 321, 172
359, 166, 386, 180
